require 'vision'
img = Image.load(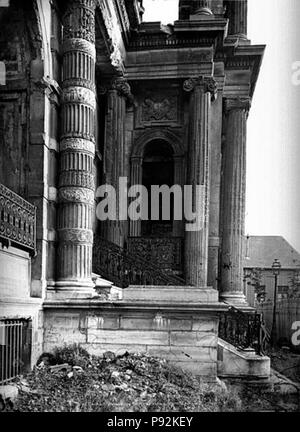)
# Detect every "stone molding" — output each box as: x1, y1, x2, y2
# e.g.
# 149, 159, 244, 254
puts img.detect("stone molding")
60, 138, 95, 155
62, 78, 96, 93
58, 228, 94, 243
61, 86, 96, 109
59, 187, 95, 205
59, 171, 95, 190
62, 39, 96, 58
